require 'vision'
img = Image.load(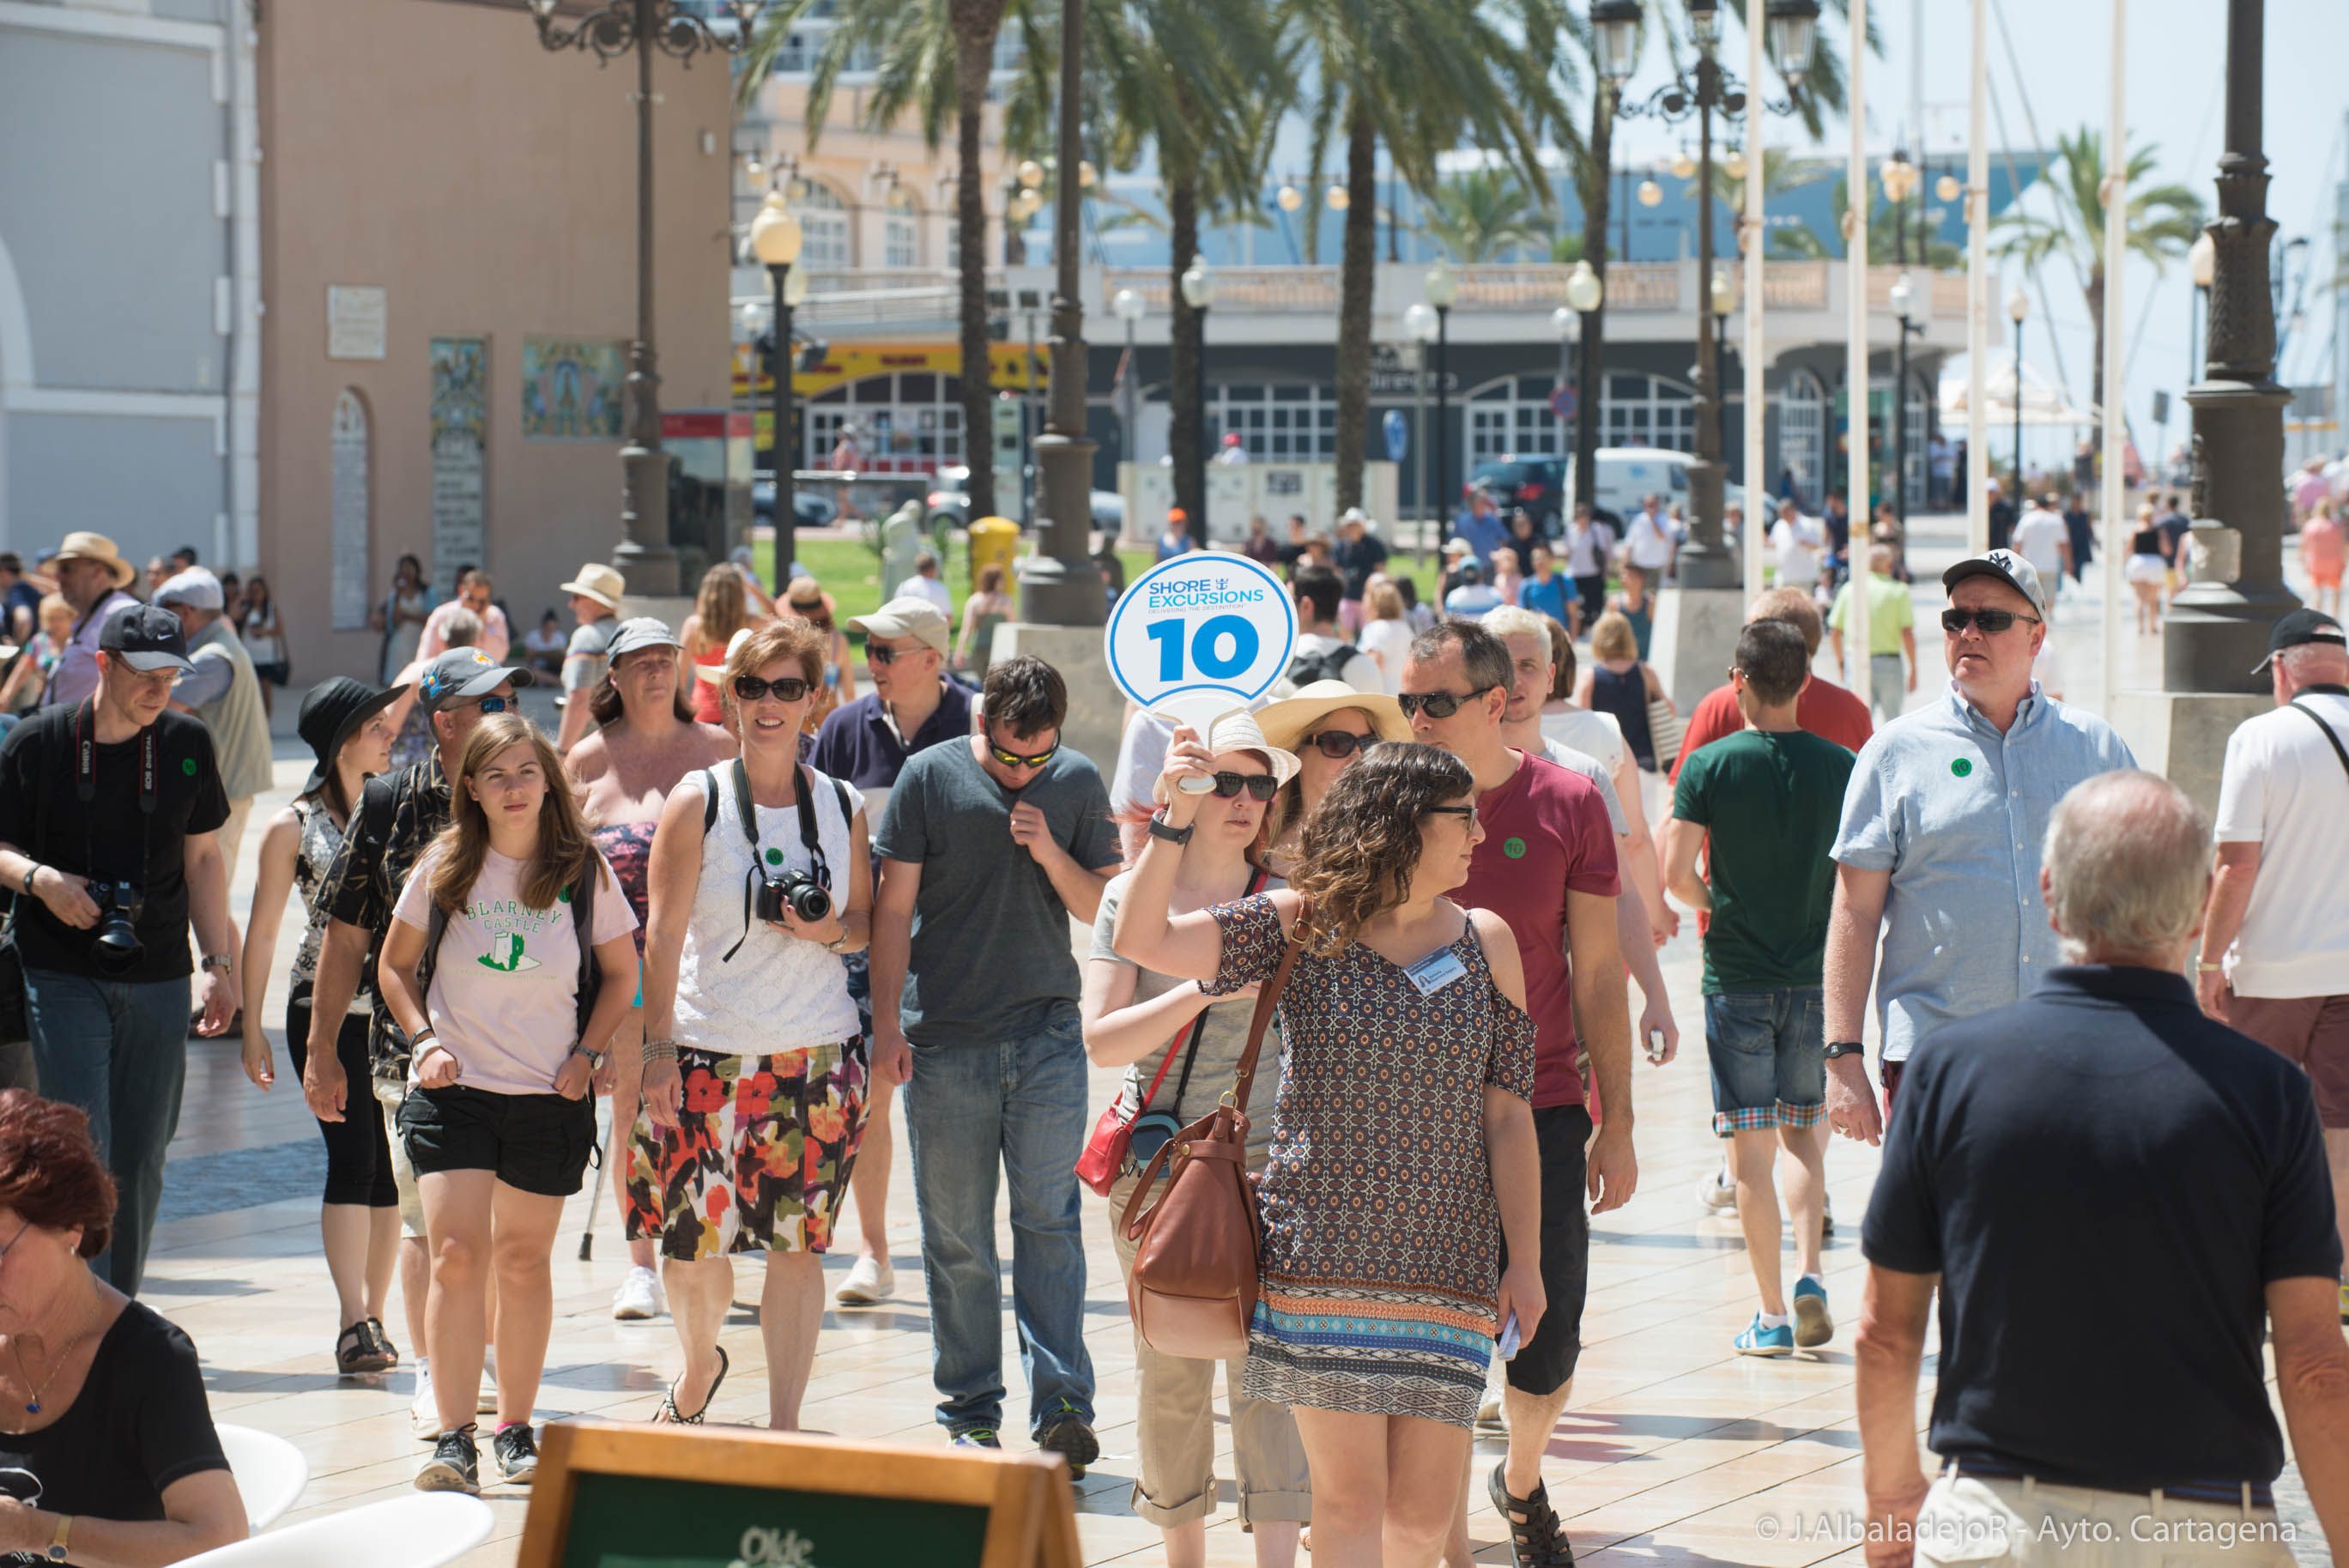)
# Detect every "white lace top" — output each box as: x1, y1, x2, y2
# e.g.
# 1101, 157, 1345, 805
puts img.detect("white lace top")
673, 763, 864, 1057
